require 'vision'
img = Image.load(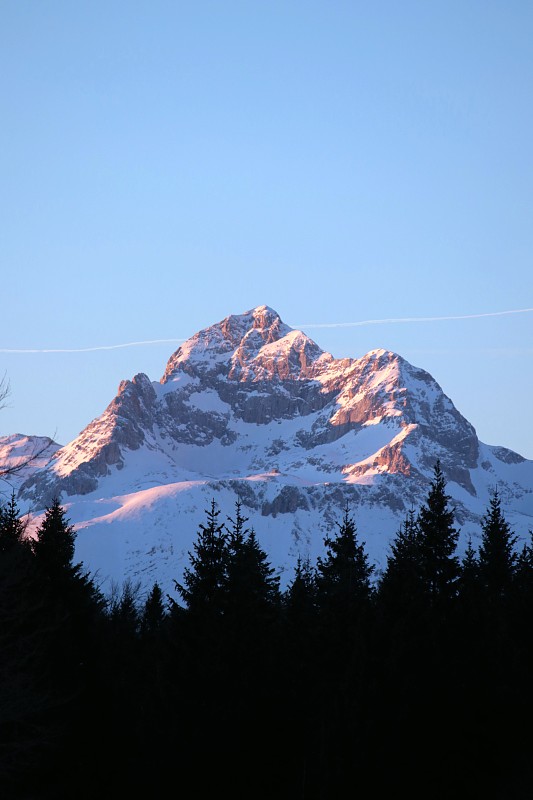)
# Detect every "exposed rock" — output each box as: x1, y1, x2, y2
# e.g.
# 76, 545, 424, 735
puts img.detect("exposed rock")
262, 486, 311, 517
